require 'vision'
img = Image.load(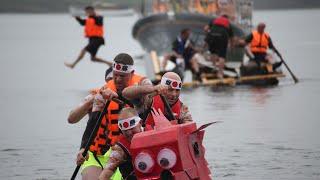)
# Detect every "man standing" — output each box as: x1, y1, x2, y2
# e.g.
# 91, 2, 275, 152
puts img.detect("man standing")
205, 14, 234, 78
65, 6, 112, 68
